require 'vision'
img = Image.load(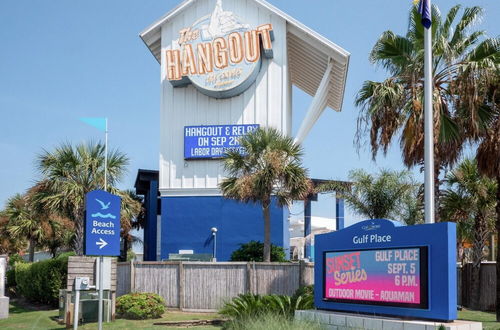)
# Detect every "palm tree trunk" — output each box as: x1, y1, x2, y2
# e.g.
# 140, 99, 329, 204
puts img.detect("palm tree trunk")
28, 239, 35, 262
496, 174, 500, 321
434, 154, 441, 222
73, 208, 85, 255
262, 202, 271, 262
471, 216, 487, 310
